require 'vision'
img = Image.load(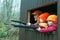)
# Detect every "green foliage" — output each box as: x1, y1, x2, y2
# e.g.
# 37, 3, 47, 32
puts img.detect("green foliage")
0, 24, 6, 32
0, 24, 7, 37
0, 31, 7, 37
